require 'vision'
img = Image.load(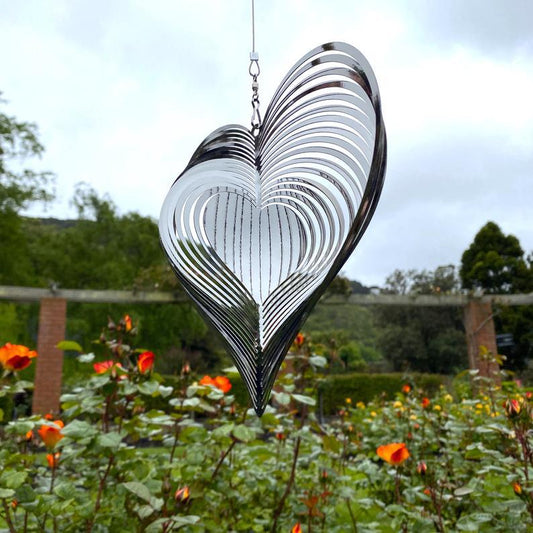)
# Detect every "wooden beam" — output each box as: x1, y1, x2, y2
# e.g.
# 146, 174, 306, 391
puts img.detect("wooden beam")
0, 285, 532, 306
